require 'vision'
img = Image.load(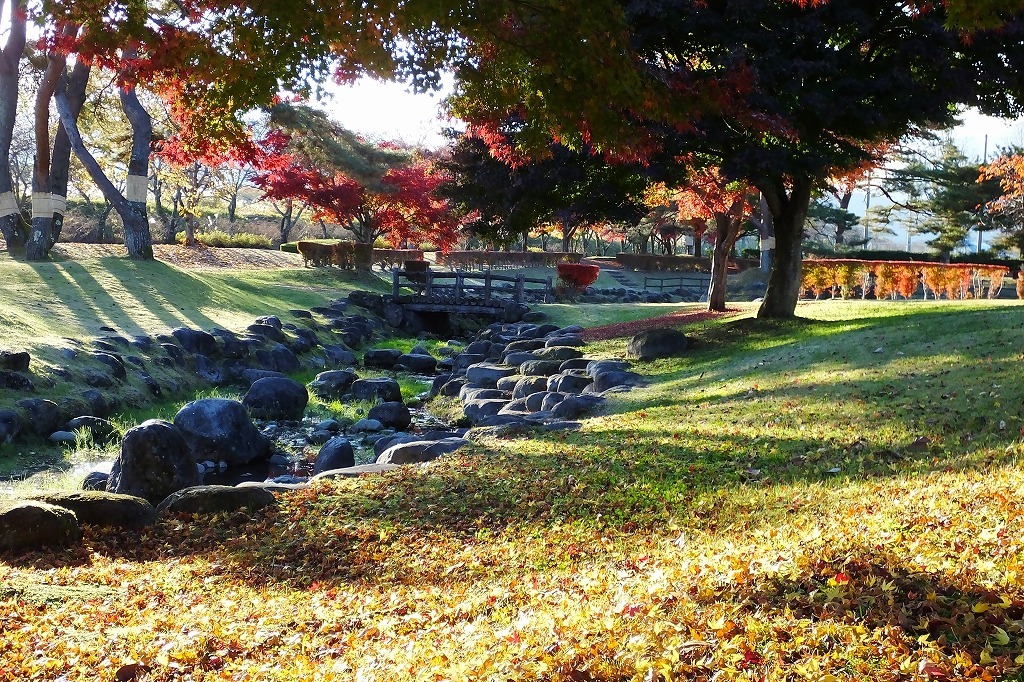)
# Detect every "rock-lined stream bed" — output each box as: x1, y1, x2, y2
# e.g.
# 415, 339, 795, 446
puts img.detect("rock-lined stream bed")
0, 290, 650, 551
